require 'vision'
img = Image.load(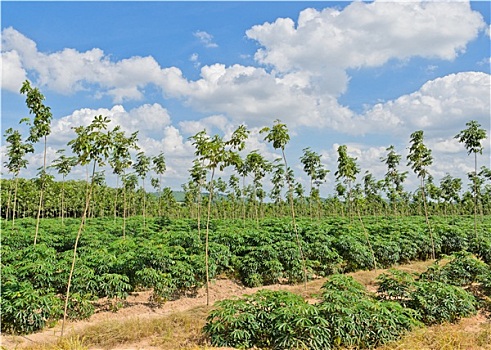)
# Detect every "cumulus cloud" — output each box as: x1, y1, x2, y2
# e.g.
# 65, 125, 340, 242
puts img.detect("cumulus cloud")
2, 50, 27, 91
361, 71, 490, 136
247, 1, 484, 72
193, 30, 218, 48
50, 104, 172, 146
1, 27, 164, 101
